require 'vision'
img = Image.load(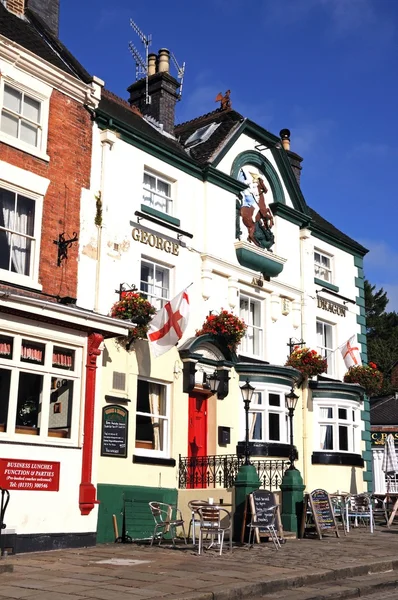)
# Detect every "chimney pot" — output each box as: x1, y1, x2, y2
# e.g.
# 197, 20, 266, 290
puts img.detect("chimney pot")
148, 53, 157, 76
158, 48, 170, 74
280, 128, 291, 151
